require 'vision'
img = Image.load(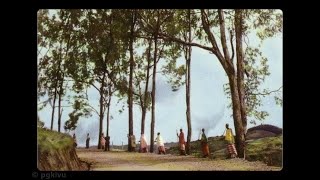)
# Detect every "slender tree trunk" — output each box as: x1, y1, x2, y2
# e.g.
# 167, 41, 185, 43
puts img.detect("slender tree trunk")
57, 17, 71, 133
185, 9, 192, 155
57, 94, 62, 132
50, 43, 63, 131
228, 73, 245, 158
141, 106, 146, 135
106, 91, 111, 138
57, 74, 64, 132
128, 10, 136, 152
50, 86, 57, 130
186, 57, 192, 155
98, 73, 106, 149
141, 38, 152, 135
150, 34, 158, 153
105, 90, 111, 152
235, 9, 247, 134
58, 108, 63, 131
128, 51, 133, 151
